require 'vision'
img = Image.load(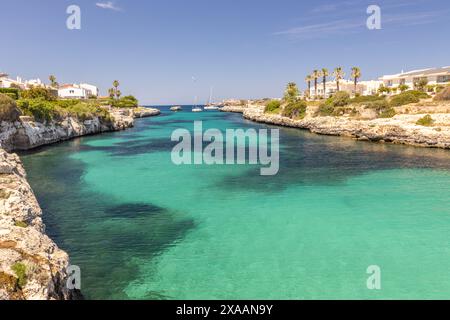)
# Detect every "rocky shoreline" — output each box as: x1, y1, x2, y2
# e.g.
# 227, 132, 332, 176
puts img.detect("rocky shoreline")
221, 105, 450, 149
0, 107, 160, 152
0, 149, 79, 299
0, 107, 160, 300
